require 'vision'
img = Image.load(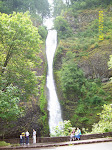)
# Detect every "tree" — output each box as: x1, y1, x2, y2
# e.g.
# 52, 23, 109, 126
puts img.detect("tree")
0, 11, 42, 101
34, 0, 50, 19
0, 81, 23, 138
53, 0, 66, 17
54, 16, 73, 39
0, 12, 44, 137
0, 84, 22, 121
91, 104, 112, 133
57, 52, 106, 130
38, 25, 48, 40
0, 0, 50, 19
60, 52, 85, 95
